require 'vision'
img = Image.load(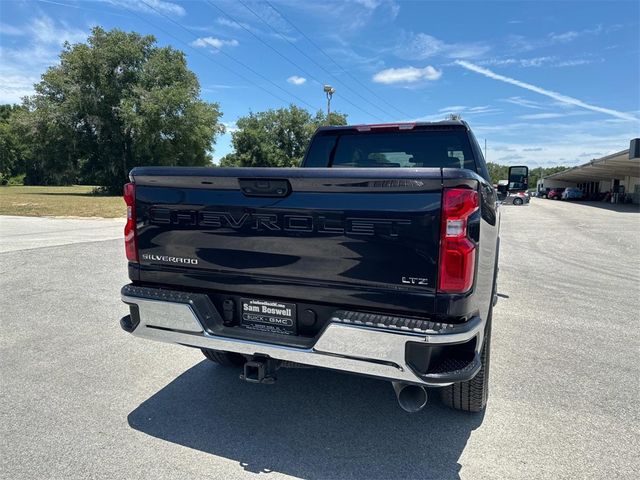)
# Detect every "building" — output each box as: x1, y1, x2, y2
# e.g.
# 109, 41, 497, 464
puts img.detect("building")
538, 139, 640, 204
